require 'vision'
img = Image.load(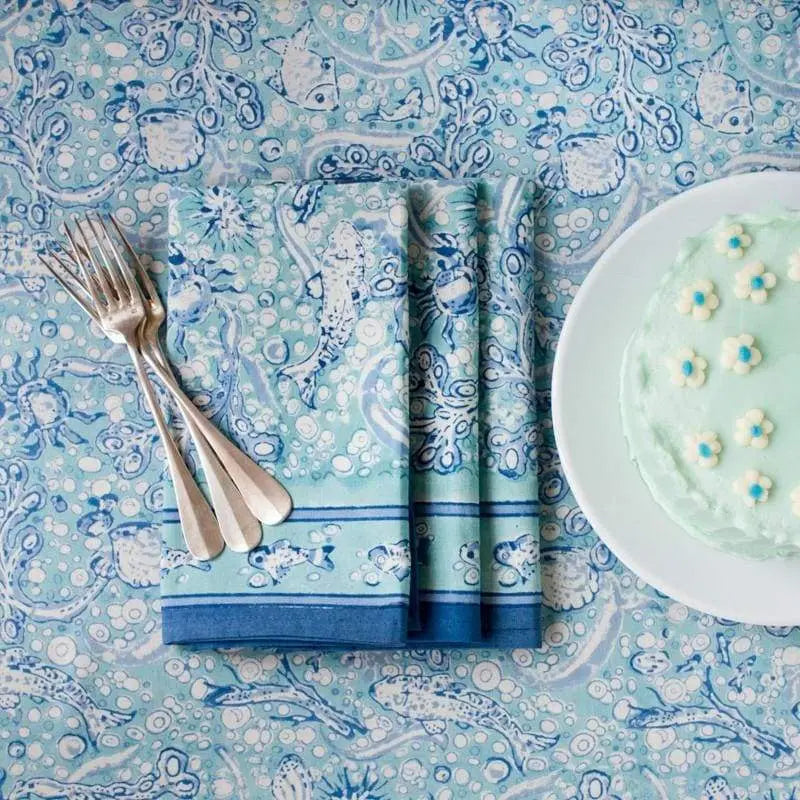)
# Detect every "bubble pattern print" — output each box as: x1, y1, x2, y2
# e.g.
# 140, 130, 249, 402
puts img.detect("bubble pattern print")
1, 1, 800, 797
